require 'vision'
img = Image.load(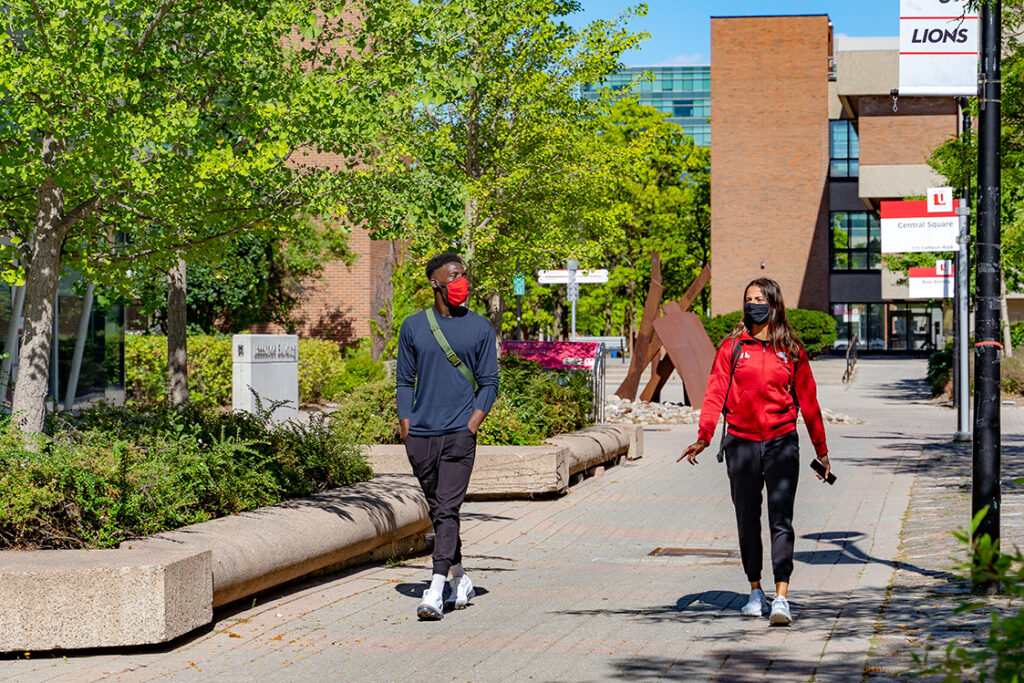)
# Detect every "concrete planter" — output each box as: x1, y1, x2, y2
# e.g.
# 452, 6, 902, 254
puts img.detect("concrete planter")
1, 474, 429, 653
365, 424, 643, 498
1, 424, 643, 653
